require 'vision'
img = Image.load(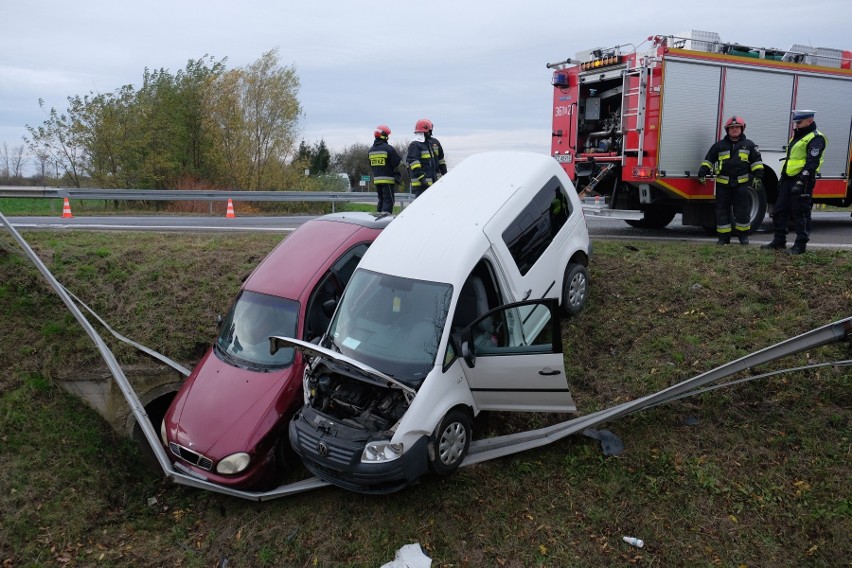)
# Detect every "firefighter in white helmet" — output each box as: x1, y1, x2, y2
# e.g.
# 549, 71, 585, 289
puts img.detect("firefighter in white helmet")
698, 115, 764, 245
